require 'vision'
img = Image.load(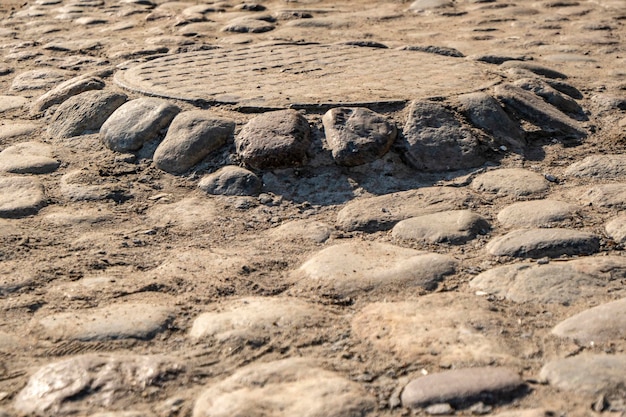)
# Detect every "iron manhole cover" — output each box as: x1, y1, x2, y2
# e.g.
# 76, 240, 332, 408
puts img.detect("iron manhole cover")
114, 43, 502, 109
